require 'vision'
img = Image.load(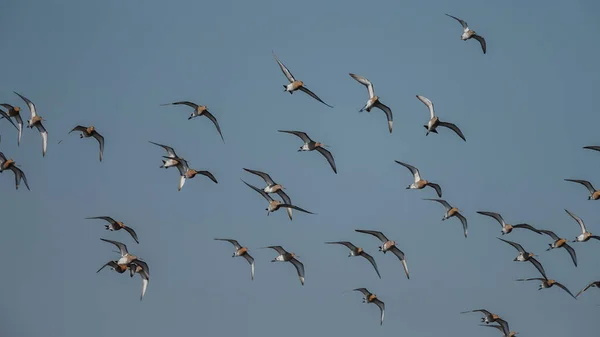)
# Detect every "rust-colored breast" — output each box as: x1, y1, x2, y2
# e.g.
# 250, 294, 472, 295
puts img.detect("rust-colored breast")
367, 294, 377, 302
237, 247, 248, 255
356, 247, 363, 254
555, 238, 566, 247
291, 81, 303, 90
416, 180, 427, 189
593, 191, 600, 200
448, 208, 459, 217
